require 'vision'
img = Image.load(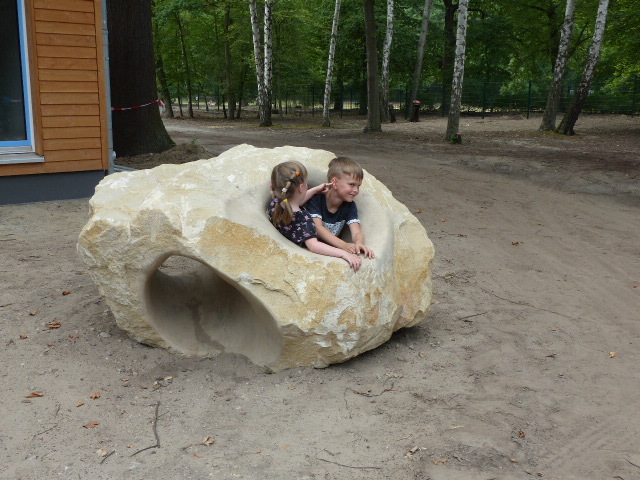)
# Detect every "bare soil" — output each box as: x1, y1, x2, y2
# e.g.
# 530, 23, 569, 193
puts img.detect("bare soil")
1, 113, 639, 480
